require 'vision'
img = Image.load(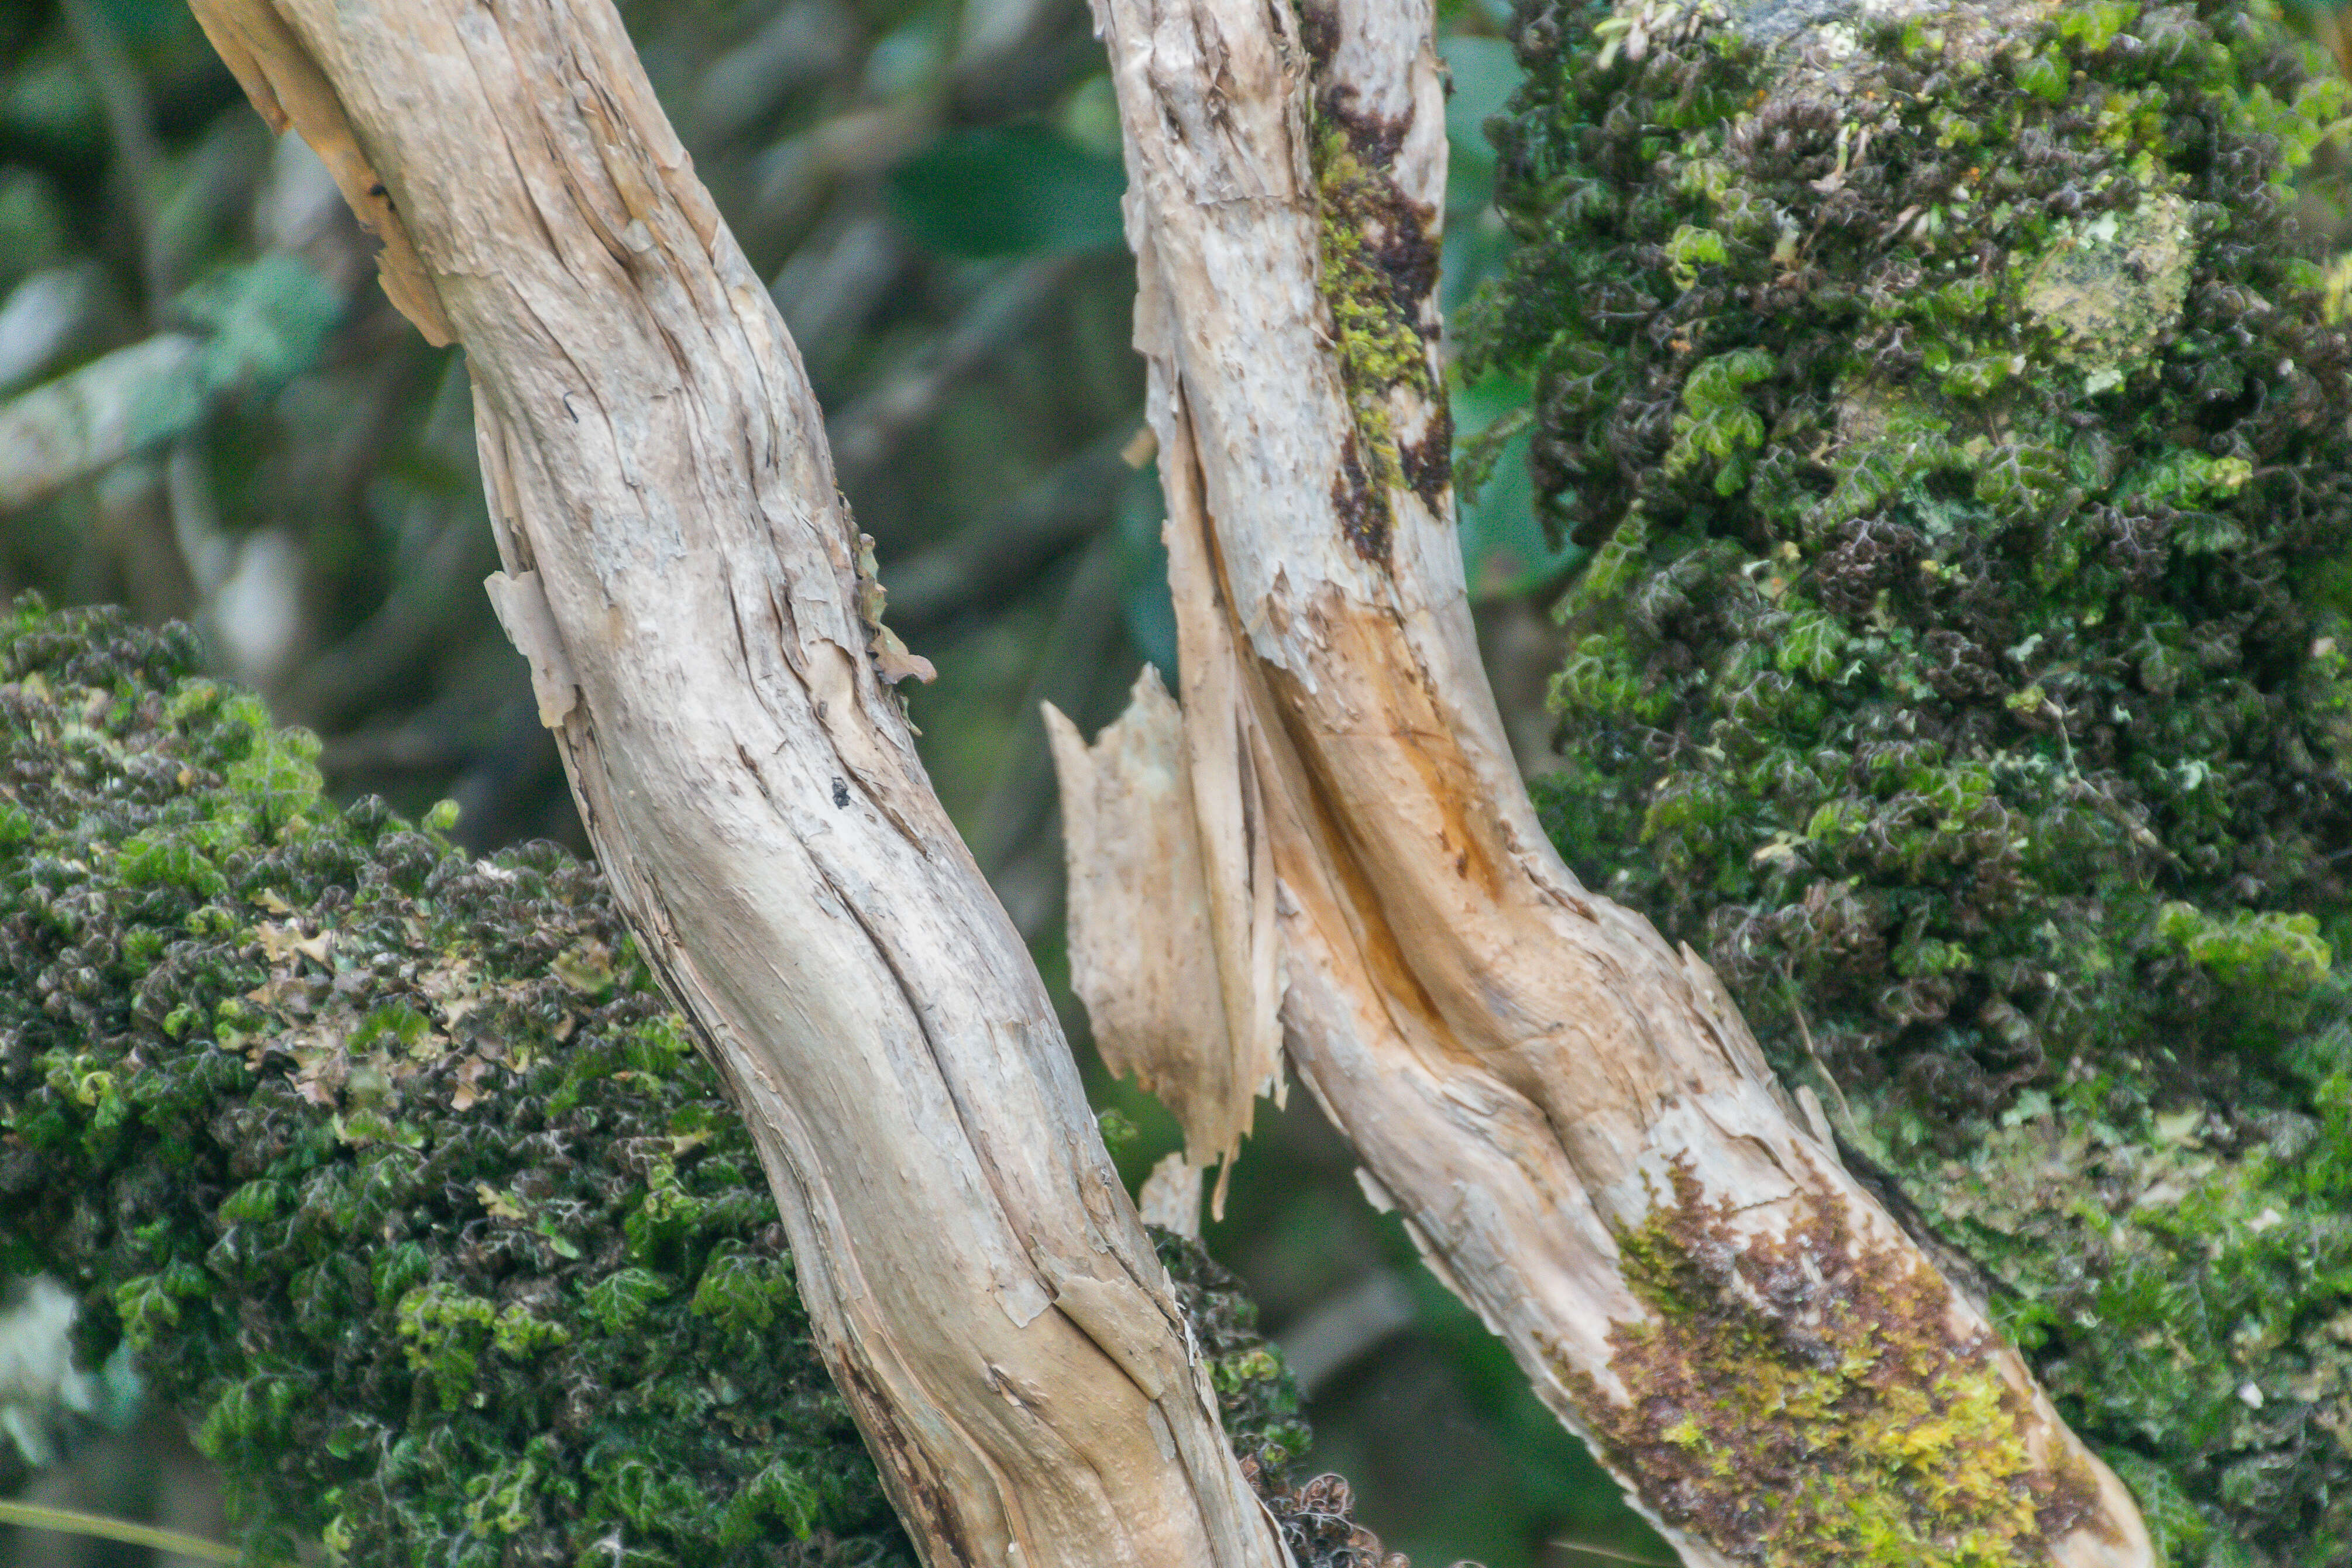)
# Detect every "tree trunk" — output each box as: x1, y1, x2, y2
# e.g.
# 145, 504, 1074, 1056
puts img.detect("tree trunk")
1057, 0, 2156, 1562
181, 5, 1282, 1568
